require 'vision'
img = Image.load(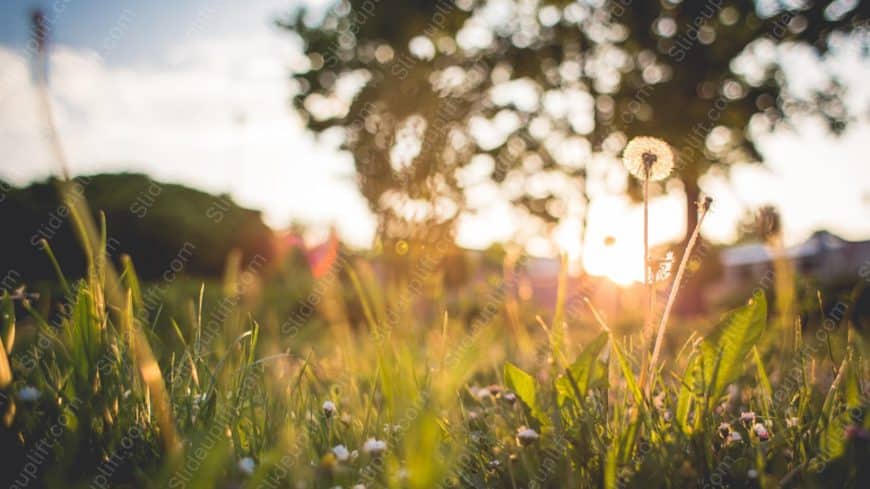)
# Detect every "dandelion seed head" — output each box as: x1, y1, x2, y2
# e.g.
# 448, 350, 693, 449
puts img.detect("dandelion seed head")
622, 136, 674, 181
